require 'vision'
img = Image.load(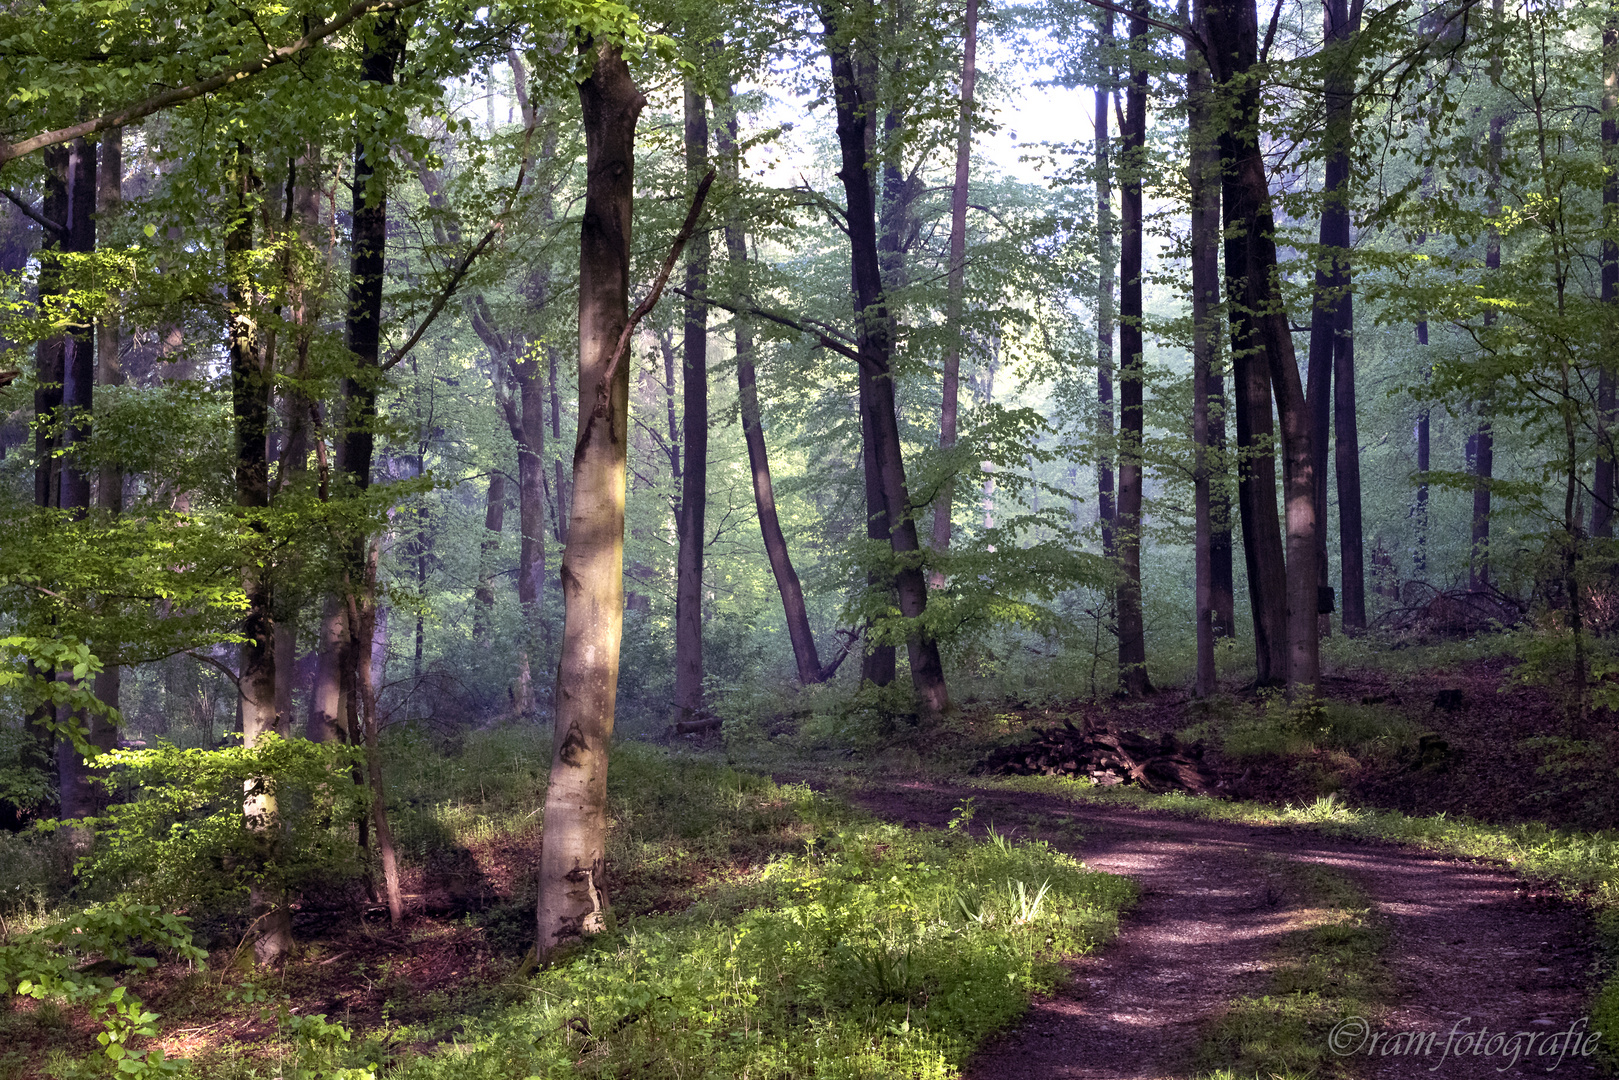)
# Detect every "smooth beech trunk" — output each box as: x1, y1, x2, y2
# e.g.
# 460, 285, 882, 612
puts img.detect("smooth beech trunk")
824, 4, 950, 716
227, 150, 294, 964
716, 90, 824, 683
92, 128, 124, 787
1188, 26, 1220, 697
355, 542, 403, 925
674, 81, 709, 722
474, 471, 507, 641
535, 42, 643, 962
929, 0, 977, 570
1202, 0, 1319, 694
1415, 319, 1430, 576
1115, 0, 1150, 697
1472, 112, 1504, 590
